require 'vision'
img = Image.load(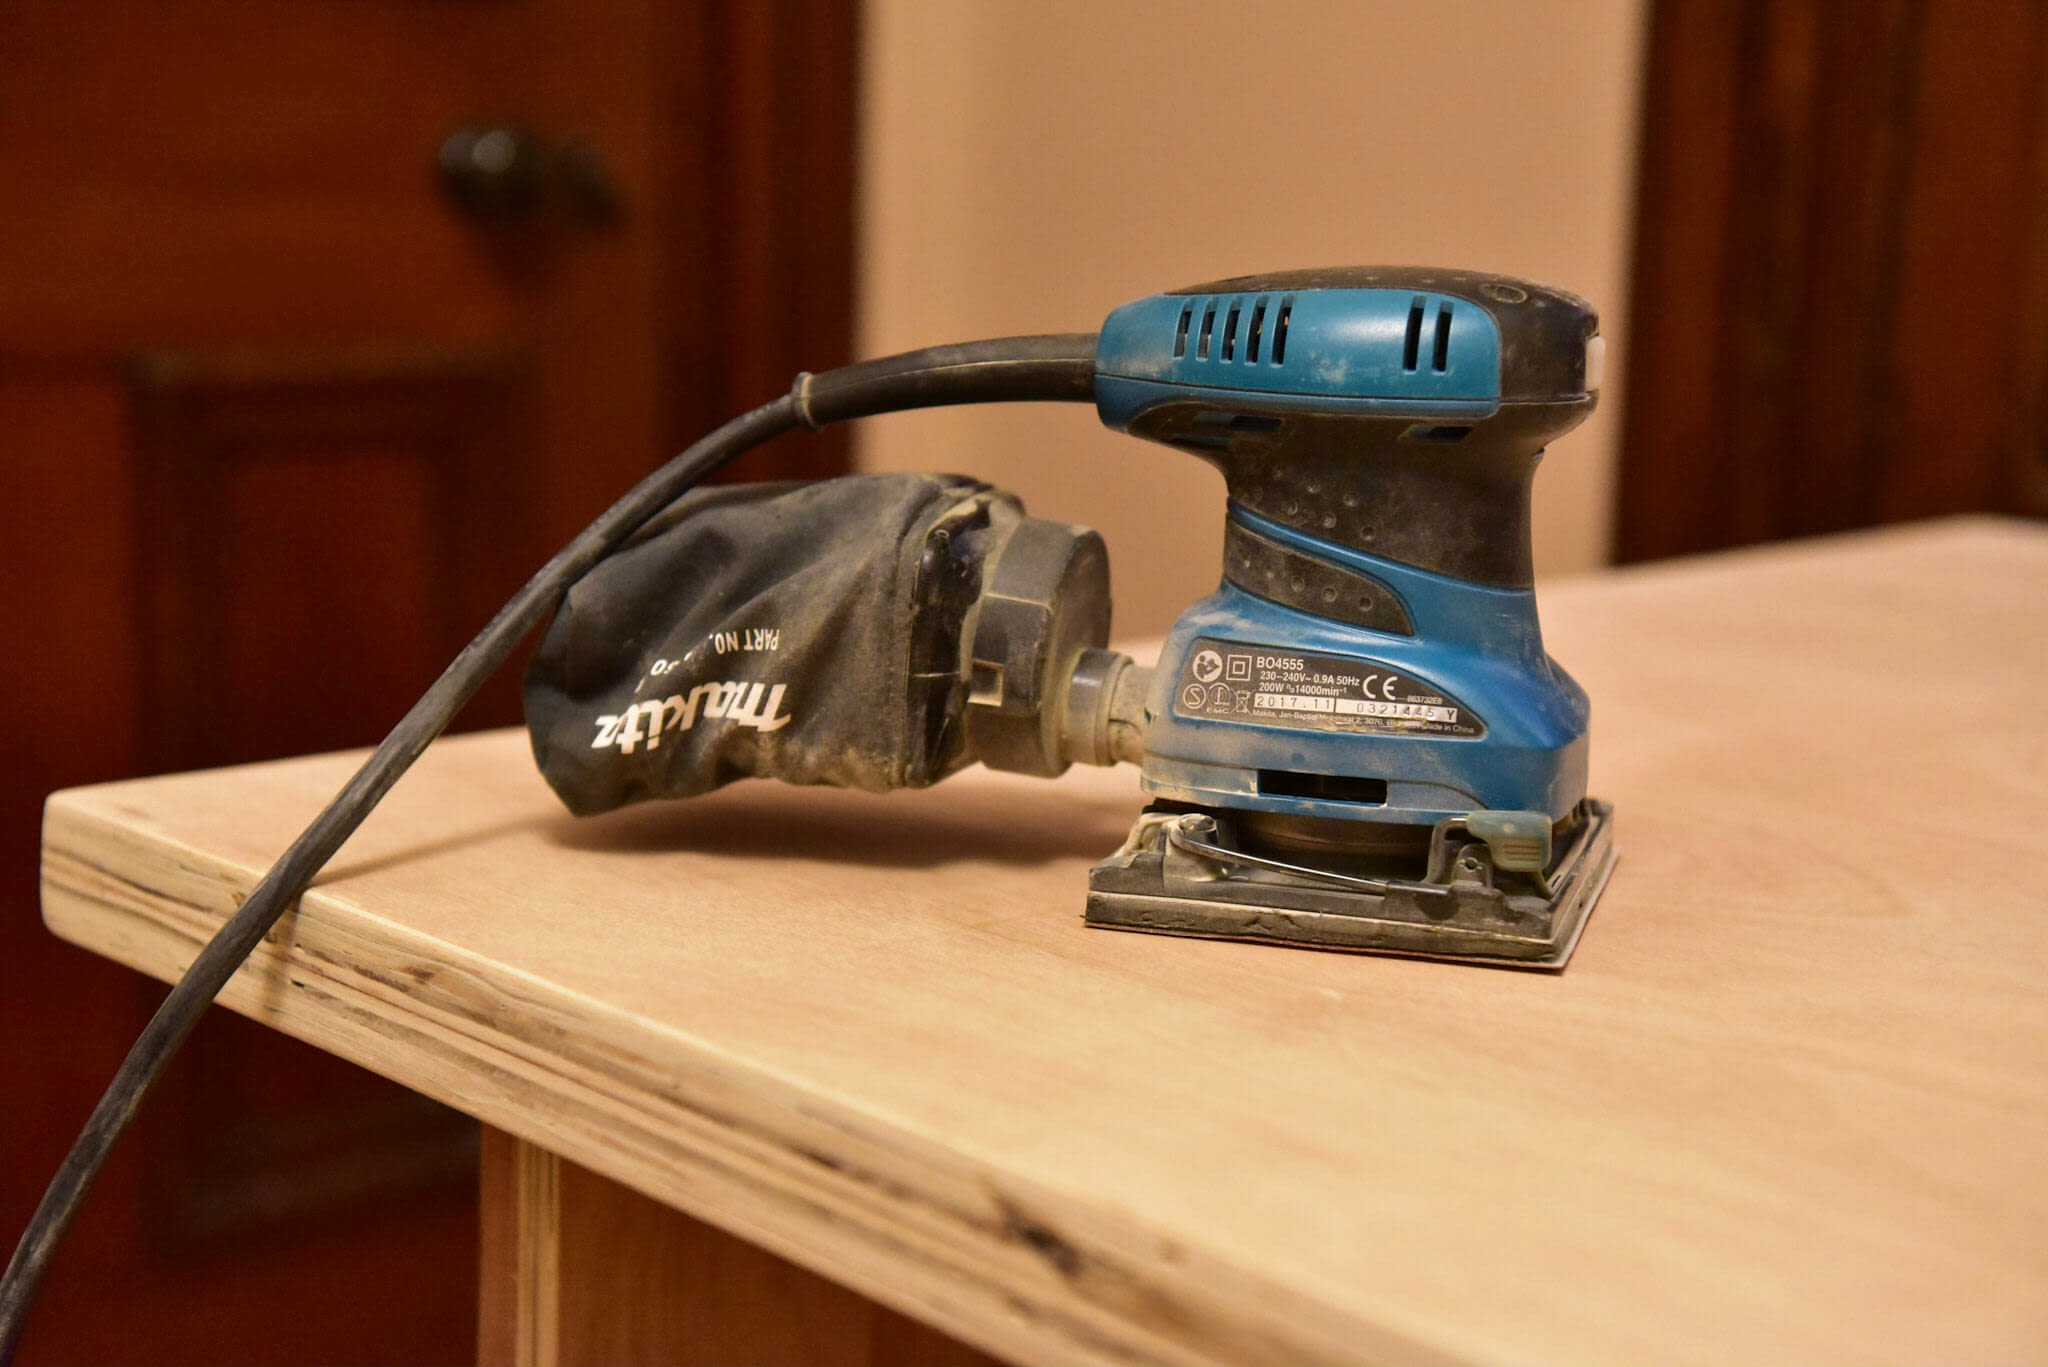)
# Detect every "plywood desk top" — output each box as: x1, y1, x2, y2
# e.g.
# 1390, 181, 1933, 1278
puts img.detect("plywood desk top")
41, 517, 2048, 1365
